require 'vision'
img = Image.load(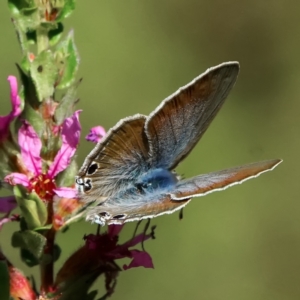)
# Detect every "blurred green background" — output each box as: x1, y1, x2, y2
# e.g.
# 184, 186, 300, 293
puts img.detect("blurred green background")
0, 0, 299, 299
